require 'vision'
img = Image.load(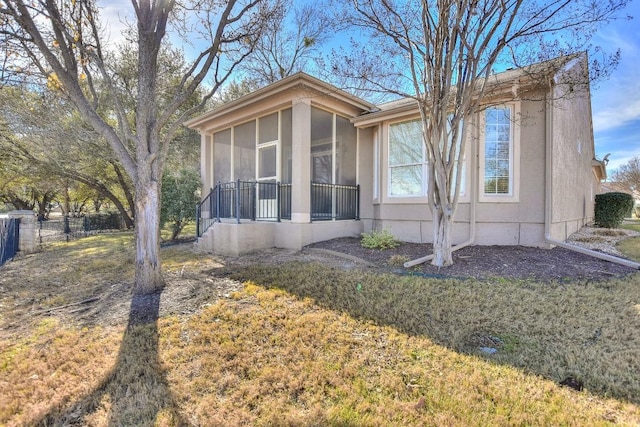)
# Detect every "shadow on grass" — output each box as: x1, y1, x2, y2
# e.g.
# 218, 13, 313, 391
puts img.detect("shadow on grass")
36, 290, 187, 426
223, 261, 640, 405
